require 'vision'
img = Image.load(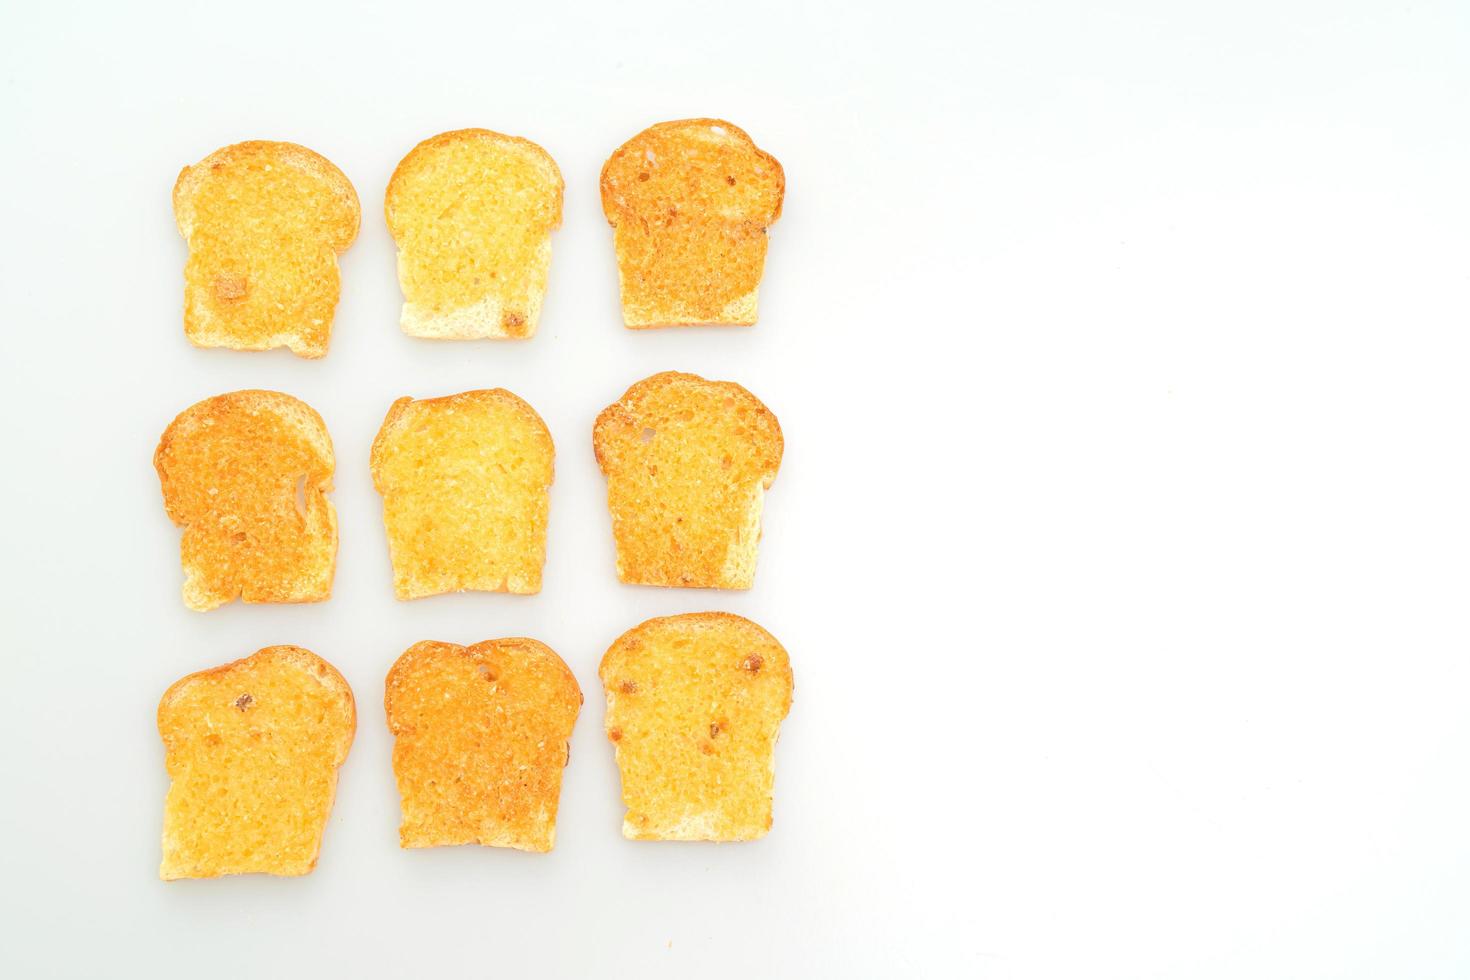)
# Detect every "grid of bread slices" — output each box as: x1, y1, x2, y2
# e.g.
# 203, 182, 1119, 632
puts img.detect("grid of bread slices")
155, 120, 792, 879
